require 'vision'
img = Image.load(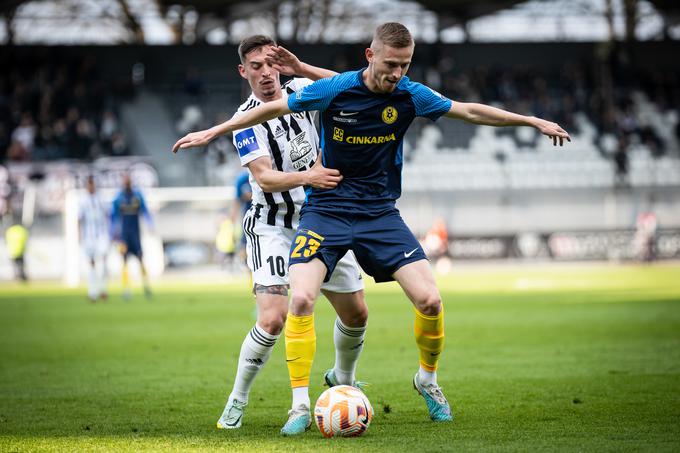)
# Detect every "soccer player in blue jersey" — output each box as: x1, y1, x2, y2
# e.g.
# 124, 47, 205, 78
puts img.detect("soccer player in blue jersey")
173, 22, 570, 428
110, 173, 153, 300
